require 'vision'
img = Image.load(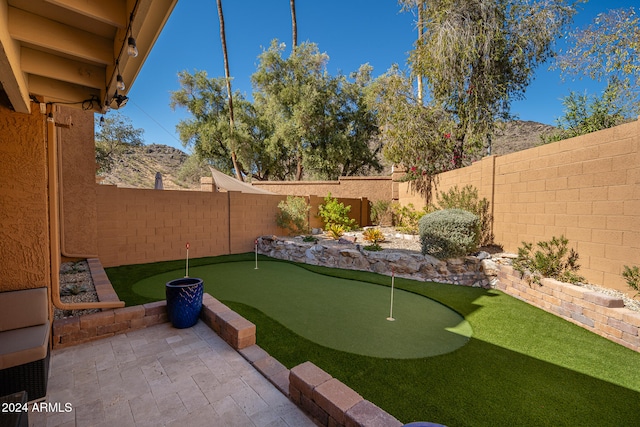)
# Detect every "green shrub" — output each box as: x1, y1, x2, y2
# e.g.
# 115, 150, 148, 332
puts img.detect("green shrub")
622, 265, 640, 296
326, 223, 345, 240
390, 202, 431, 235
362, 228, 385, 244
362, 228, 385, 251
418, 209, 479, 259
276, 196, 310, 235
513, 235, 585, 285
370, 200, 392, 225
318, 193, 357, 232
437, 184, 493, 246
